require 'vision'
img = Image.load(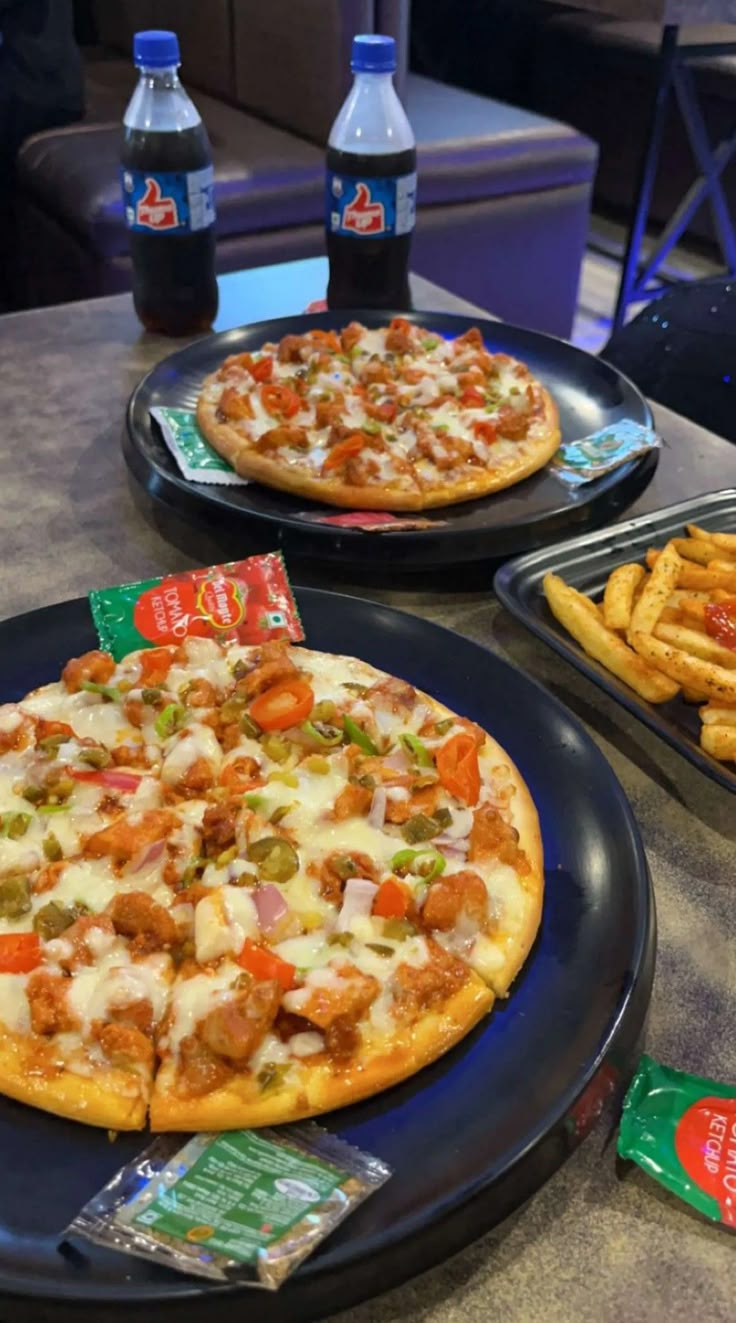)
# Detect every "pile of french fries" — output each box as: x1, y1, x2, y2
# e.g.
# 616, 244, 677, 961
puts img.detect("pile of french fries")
543, 523, 736, 763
